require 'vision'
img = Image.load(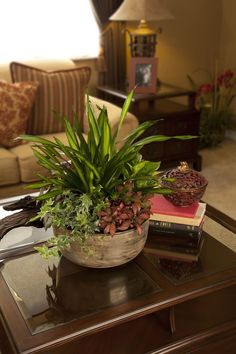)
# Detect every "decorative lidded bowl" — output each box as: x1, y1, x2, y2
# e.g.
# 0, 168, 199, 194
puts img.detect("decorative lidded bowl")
161, 162, 208, 207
